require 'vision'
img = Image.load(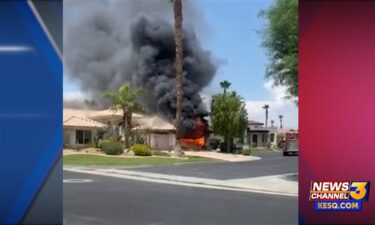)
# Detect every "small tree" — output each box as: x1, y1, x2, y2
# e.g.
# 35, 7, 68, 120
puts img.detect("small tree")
260, 0, 298, 102
211, 85, 248, 152
103, 83, 144, 148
